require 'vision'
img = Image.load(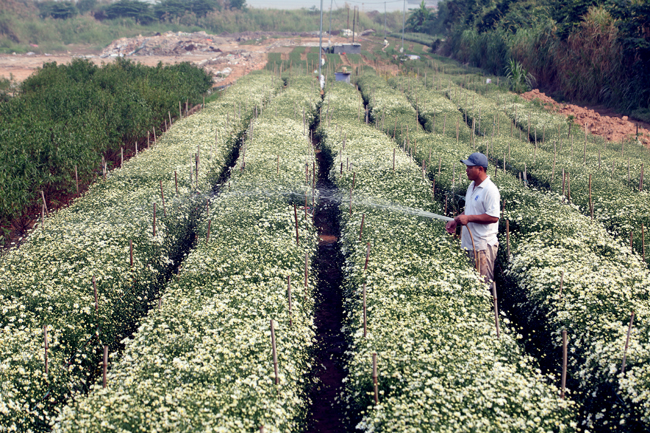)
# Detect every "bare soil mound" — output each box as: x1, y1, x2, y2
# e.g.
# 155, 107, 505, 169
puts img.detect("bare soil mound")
522, 89, 650, 148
